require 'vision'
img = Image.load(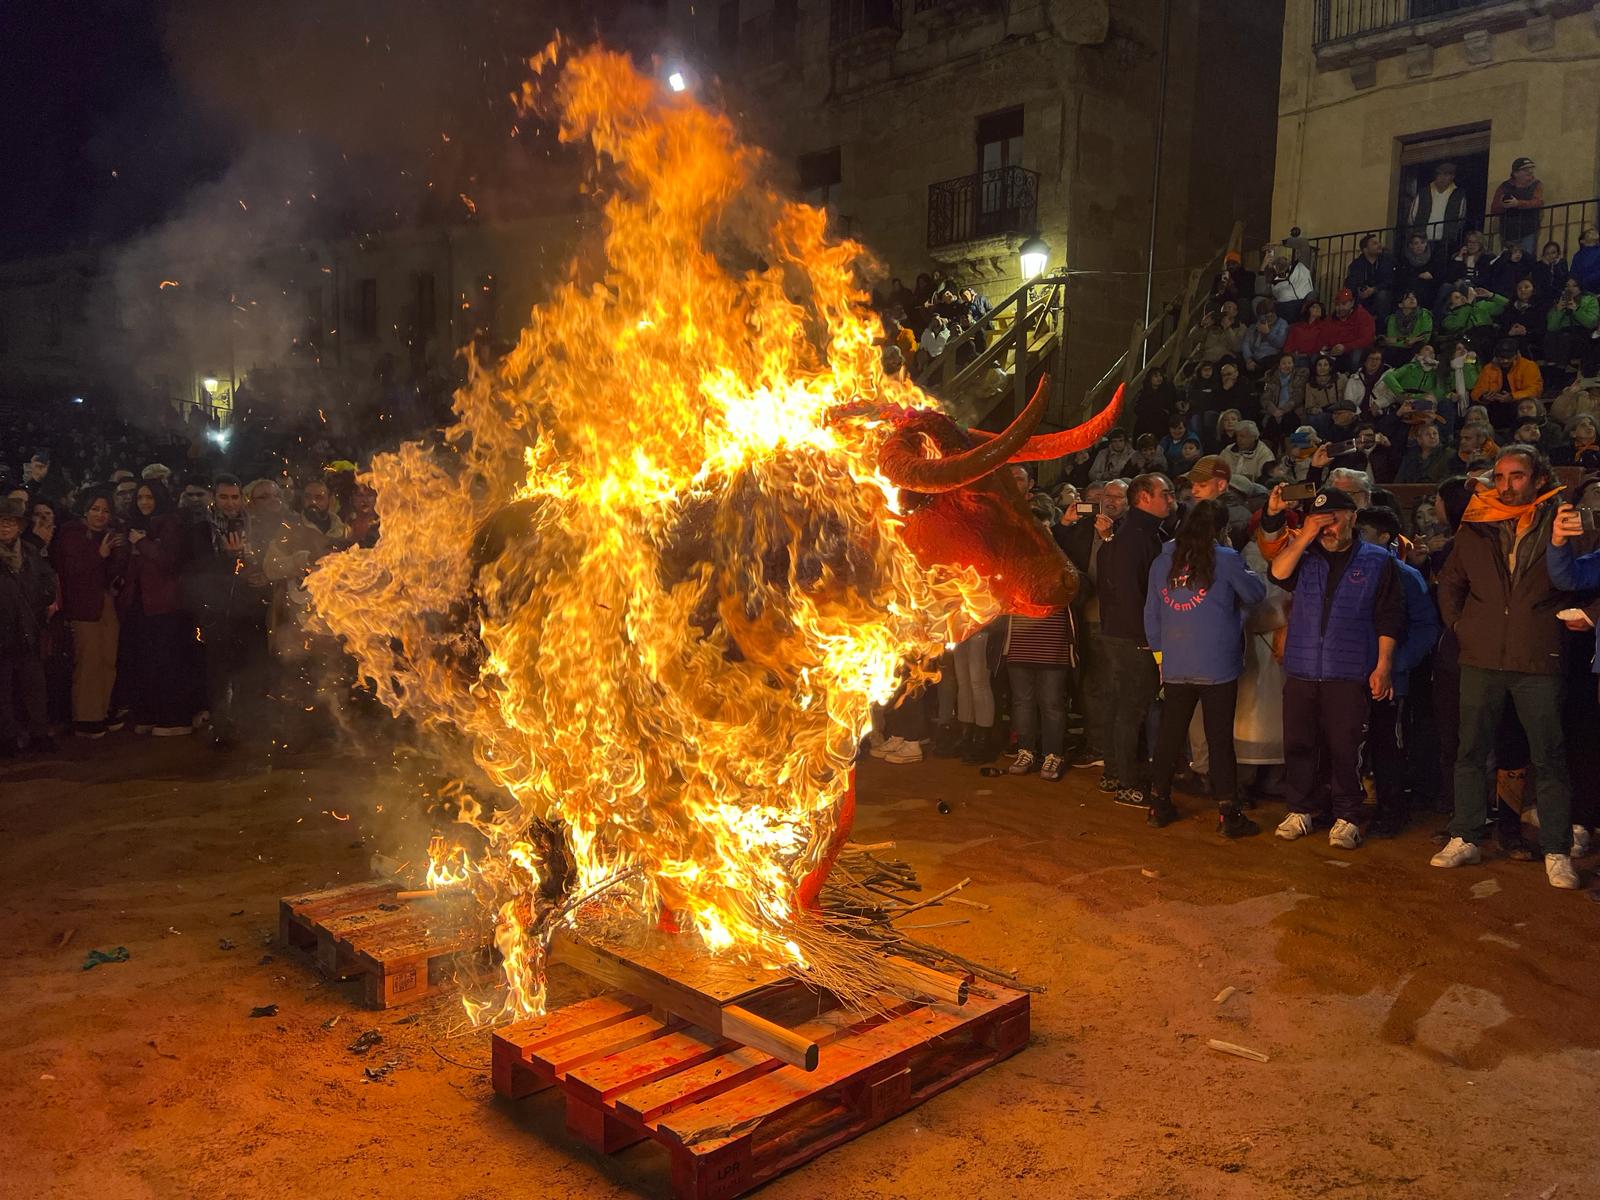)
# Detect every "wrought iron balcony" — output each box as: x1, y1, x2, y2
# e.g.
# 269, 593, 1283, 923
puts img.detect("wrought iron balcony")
829, 0, 901, 44
927, 166, 1040, 250
1313, 0, 1500, 47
